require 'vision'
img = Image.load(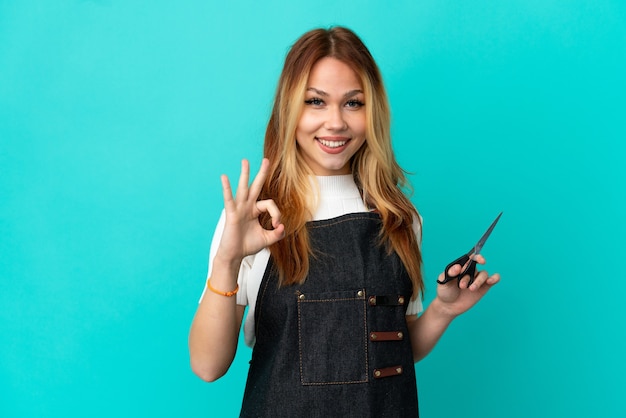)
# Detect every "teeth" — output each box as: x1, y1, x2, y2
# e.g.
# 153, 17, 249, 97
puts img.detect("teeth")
318, 139, 347, 148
